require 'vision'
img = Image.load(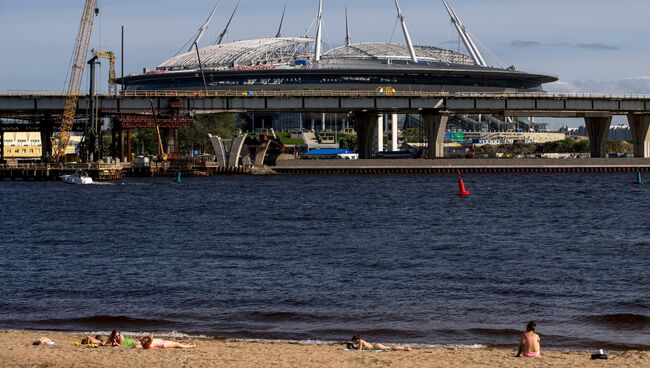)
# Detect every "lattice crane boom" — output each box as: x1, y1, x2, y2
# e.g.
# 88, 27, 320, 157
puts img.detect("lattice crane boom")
55, 0, 97, 161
